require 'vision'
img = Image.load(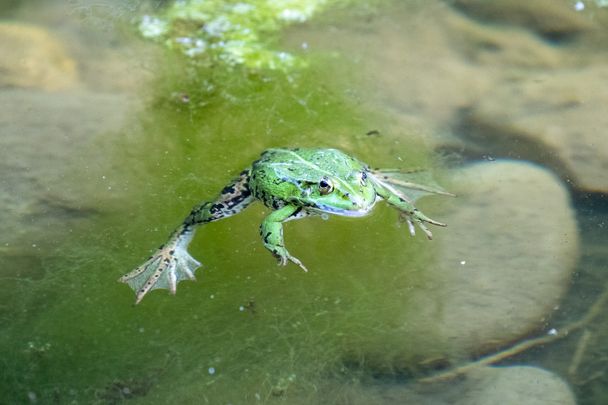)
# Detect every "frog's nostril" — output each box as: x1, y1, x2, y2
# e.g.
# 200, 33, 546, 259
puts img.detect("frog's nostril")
350, 195, 365, 209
